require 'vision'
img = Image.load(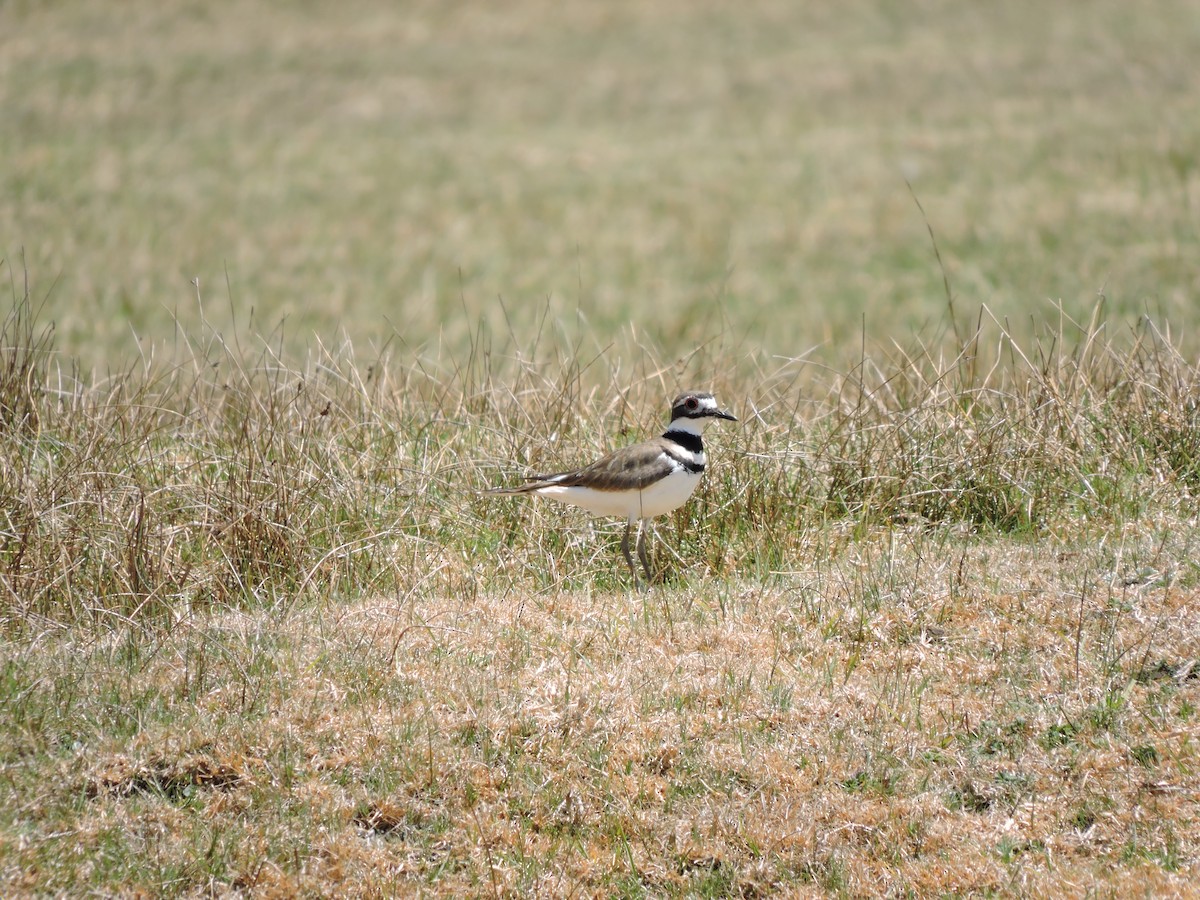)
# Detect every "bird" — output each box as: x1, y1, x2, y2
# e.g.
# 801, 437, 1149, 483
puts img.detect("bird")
485, 391, 737, 586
